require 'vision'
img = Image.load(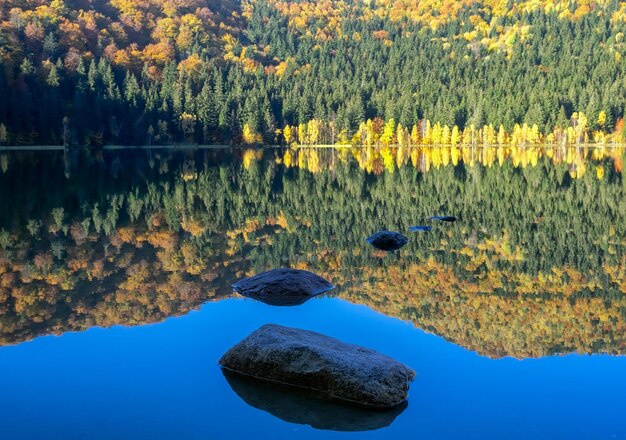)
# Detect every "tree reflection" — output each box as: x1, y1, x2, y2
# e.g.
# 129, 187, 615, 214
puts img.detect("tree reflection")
0, 146, 625, 358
